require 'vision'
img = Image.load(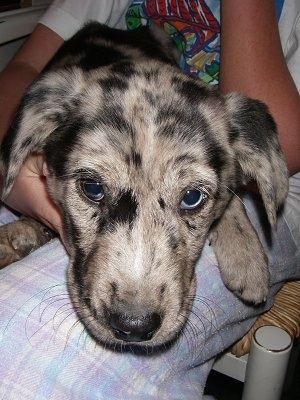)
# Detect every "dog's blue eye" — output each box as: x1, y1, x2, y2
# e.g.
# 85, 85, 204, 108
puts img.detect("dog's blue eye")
81, 180, 104, 202
180, 189, 206, 210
